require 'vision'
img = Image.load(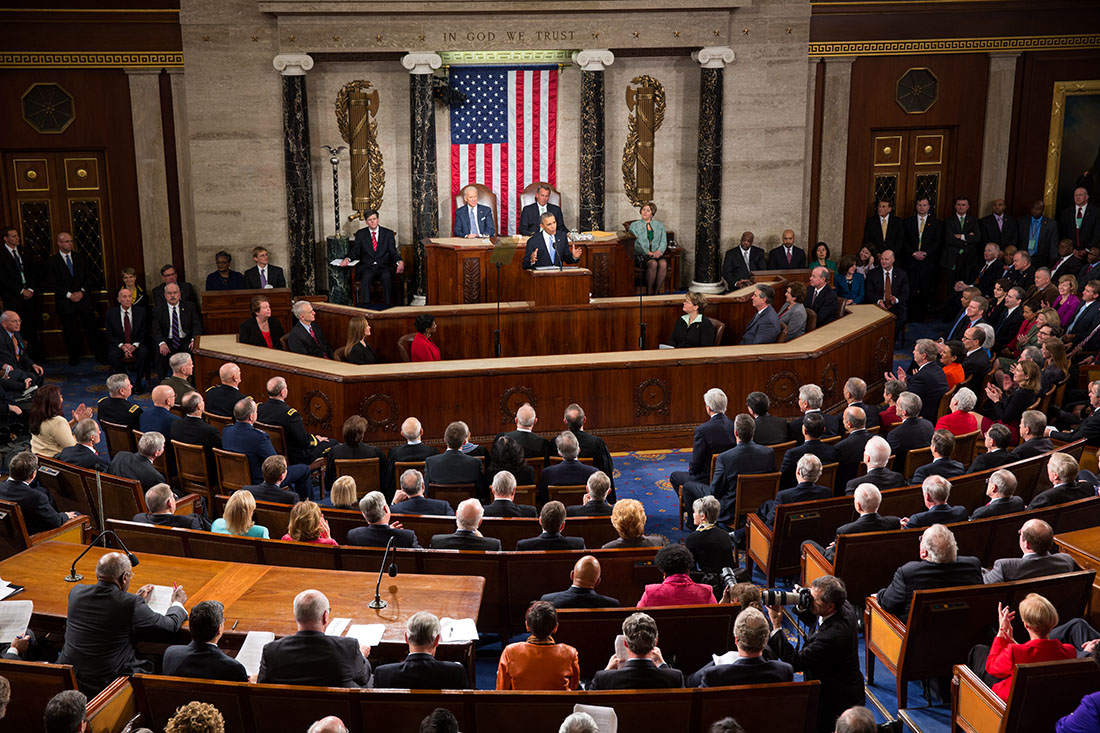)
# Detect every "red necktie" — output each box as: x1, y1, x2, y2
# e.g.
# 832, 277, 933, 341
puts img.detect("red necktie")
371, 230, 378, 253
123, 311, 132, 343
786, 249, 792, 265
